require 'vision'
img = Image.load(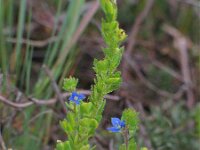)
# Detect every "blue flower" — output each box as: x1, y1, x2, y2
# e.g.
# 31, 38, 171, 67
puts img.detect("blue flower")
107, 117, 125, 132
69, 92, 85, 105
